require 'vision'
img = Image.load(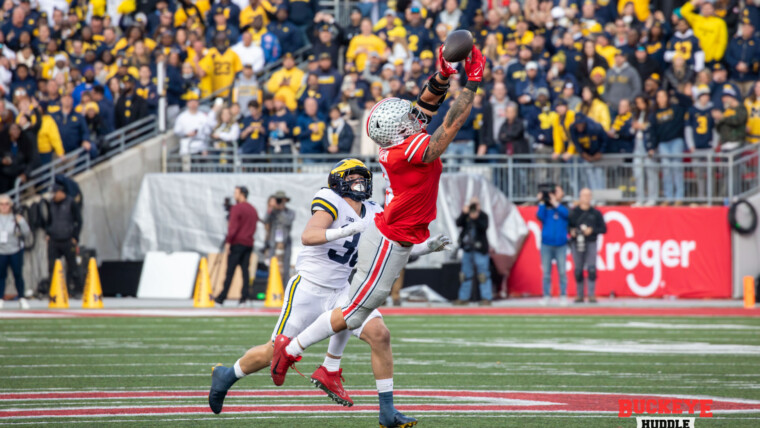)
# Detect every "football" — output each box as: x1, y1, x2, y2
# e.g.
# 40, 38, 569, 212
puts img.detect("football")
442, 30, 474, 63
